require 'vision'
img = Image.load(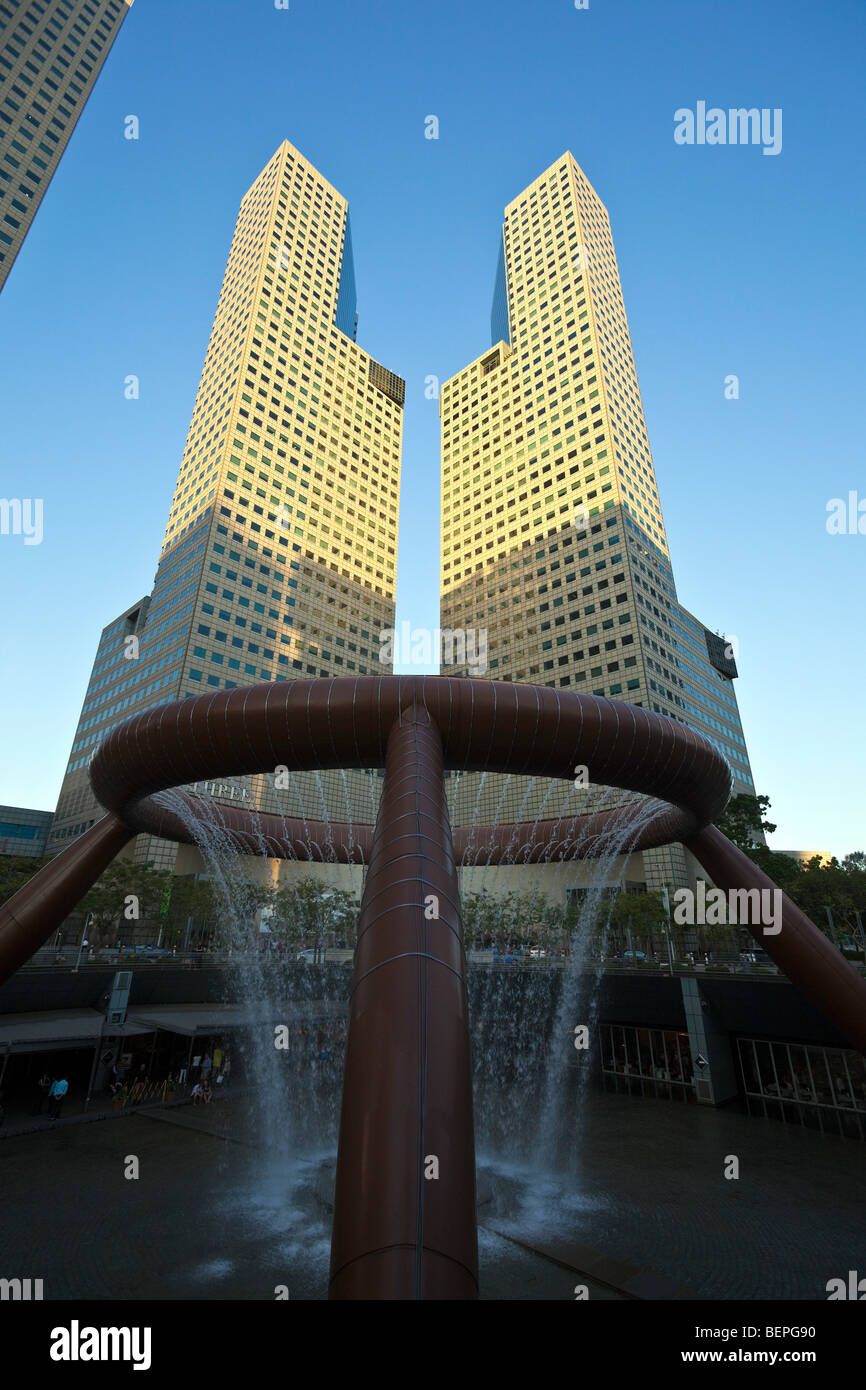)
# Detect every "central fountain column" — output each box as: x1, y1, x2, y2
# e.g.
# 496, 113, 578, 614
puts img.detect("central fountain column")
329, 702, 478, 1299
